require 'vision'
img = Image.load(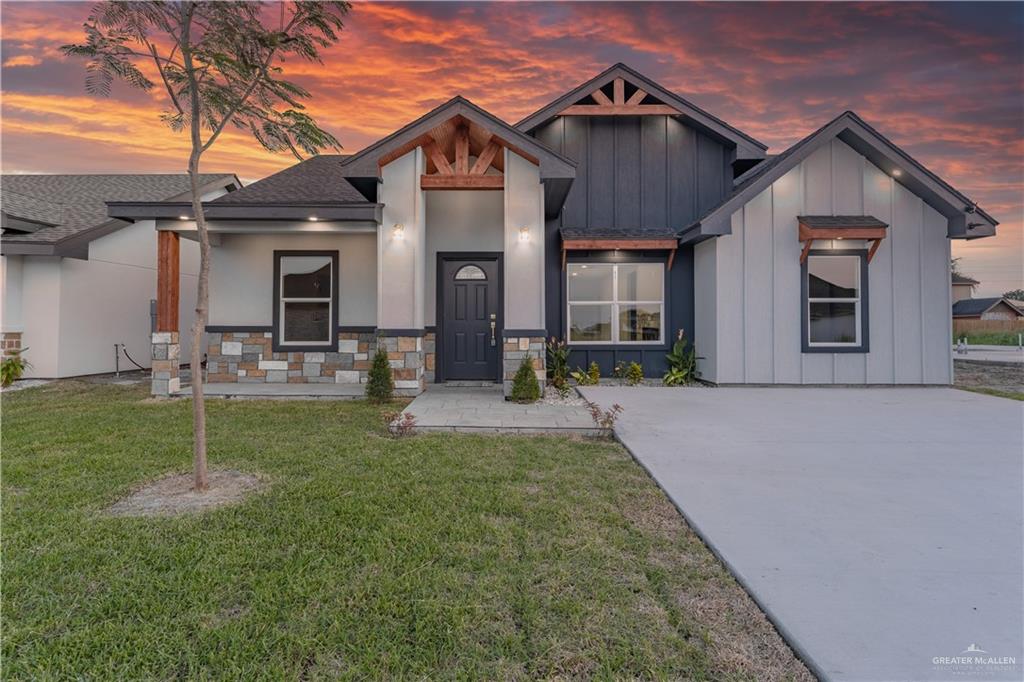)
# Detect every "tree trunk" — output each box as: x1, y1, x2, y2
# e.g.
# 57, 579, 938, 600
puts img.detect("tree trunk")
182, 4, 208, 492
